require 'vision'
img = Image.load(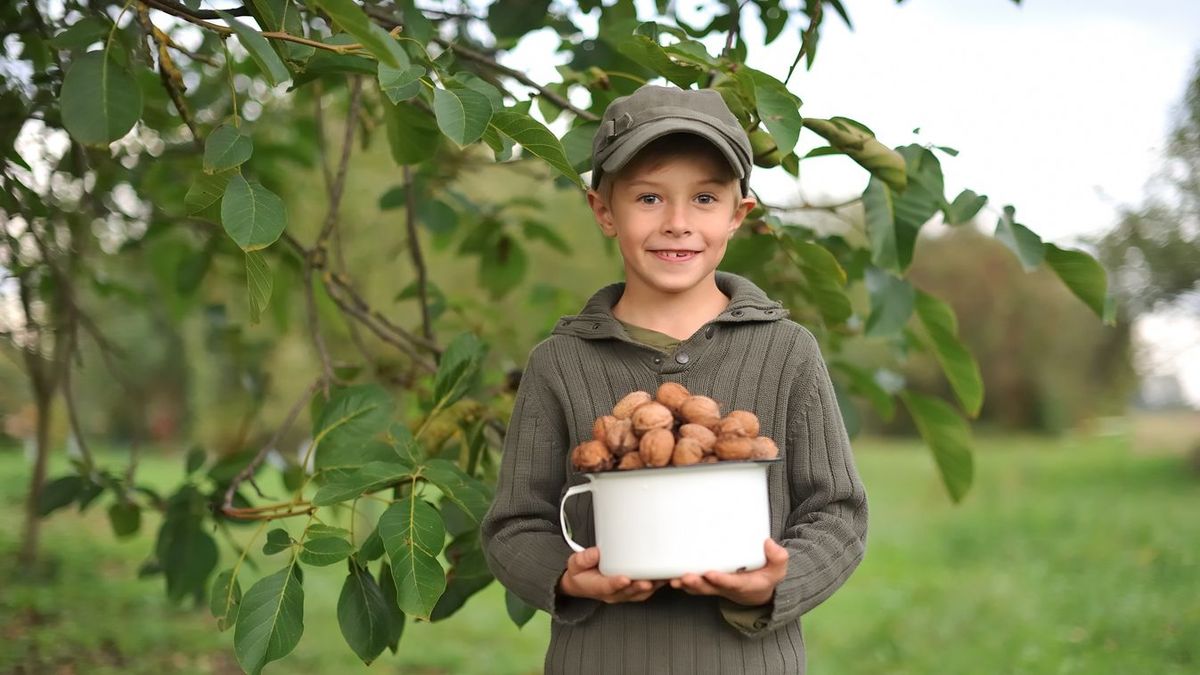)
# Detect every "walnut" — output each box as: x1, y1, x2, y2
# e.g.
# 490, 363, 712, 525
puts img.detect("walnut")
678, 423, 717, 452
699, 455, 719, 464
613, 391, 652, 419
592, 415, 618, 446
679, 395, 721, 428
638, 428, 675, 467
672, 437, 704, 466
606, 418, 639, 456
713, 436, 753, 461
571, 440, 613, 472
750, 436, 780, 460
631, 401, 674, 435
655, 382, 691, 414
713, 415, 750, 438
618, 452, 645, 470
727, 410, 760, 438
